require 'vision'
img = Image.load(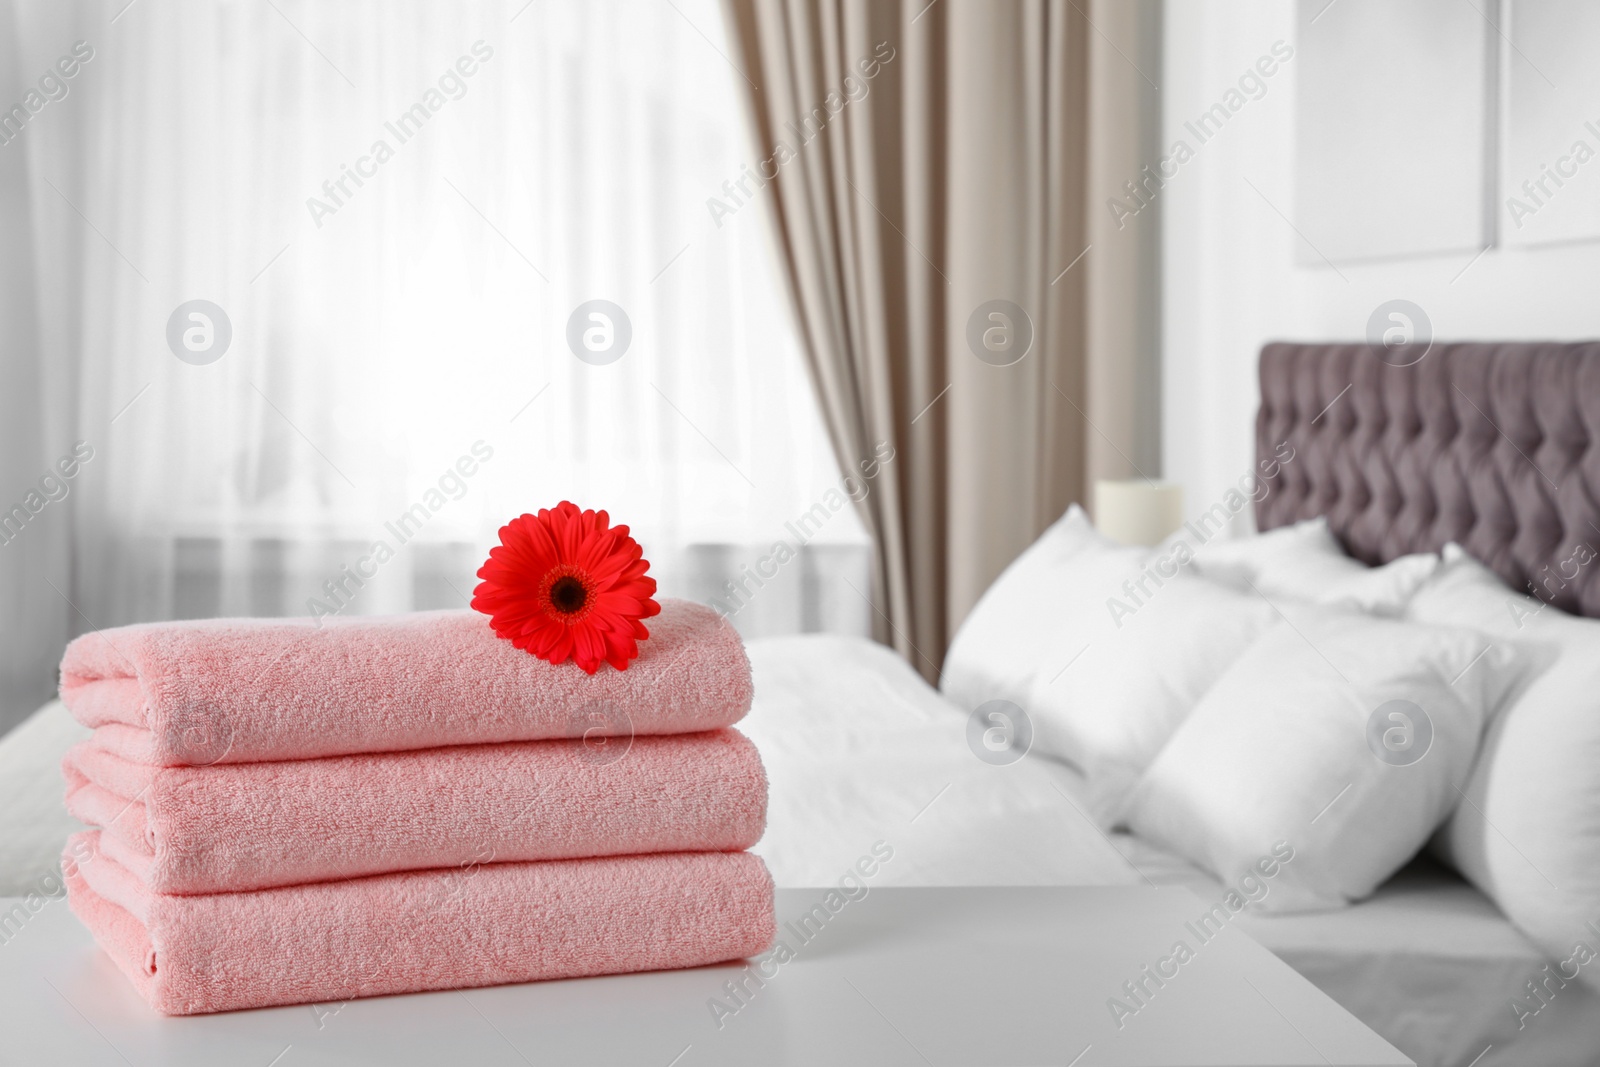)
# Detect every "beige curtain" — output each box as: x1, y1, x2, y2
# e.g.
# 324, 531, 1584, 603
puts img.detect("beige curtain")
724, 0, 1156, 682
